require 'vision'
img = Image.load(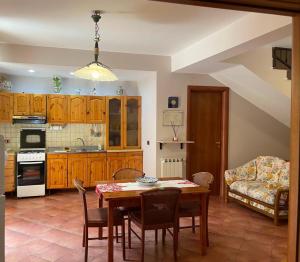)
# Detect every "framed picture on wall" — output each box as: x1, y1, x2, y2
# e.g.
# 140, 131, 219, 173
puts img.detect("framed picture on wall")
163, 110, 184, 126
168, 96, 179, 108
